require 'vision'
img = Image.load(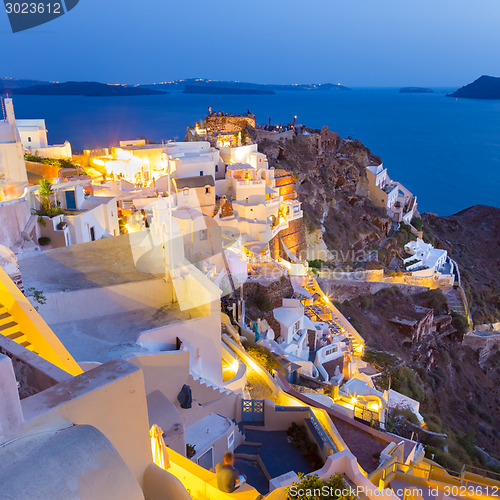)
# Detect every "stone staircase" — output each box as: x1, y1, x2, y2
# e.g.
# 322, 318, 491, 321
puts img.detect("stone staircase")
188, 373, 233, 404
445, 287, 467, 317
0, 303, 39, 355
305, 276, 363, 351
